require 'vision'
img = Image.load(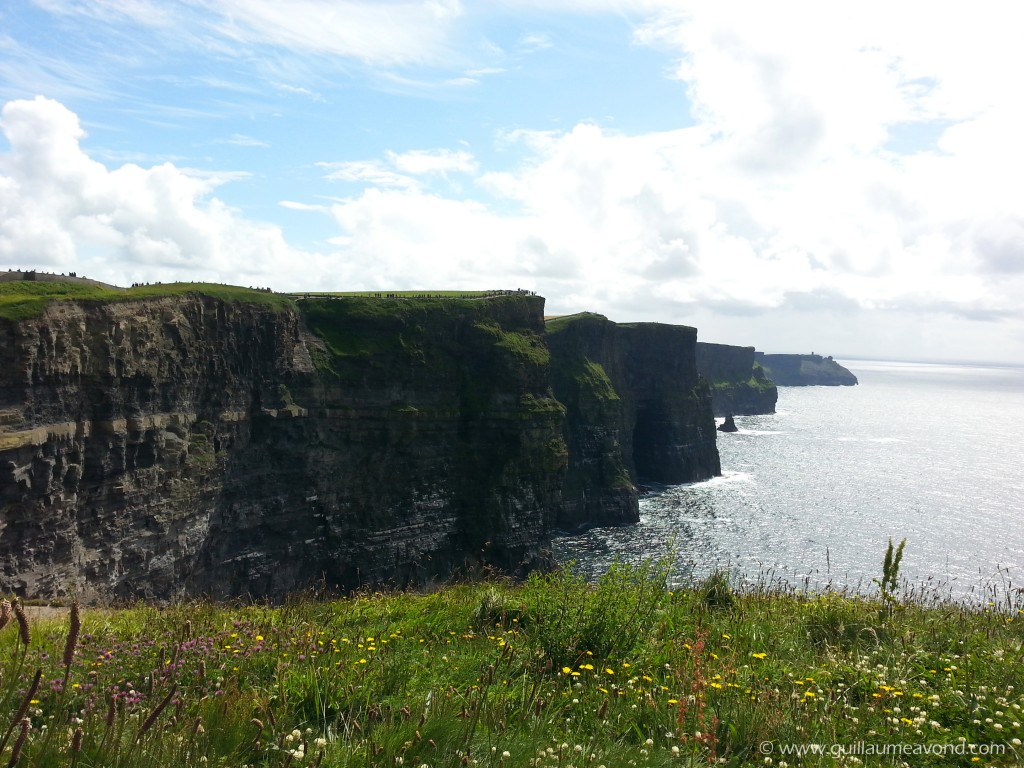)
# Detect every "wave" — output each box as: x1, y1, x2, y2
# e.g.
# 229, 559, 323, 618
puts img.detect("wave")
702, 470, 754, 486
